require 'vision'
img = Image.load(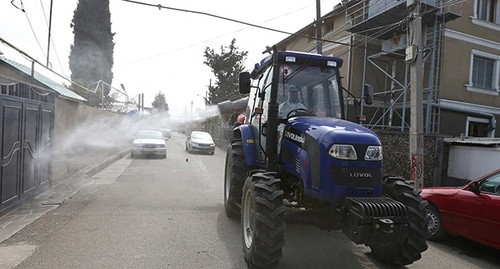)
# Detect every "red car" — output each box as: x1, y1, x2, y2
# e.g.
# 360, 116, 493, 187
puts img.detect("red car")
421, 169, 500, 250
